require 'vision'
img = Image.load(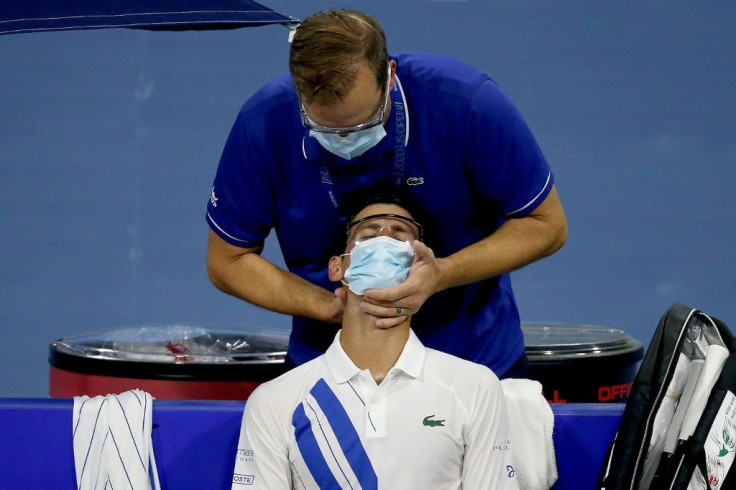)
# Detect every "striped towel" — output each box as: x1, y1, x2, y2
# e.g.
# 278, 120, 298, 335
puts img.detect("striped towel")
73, 389, 160, 490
